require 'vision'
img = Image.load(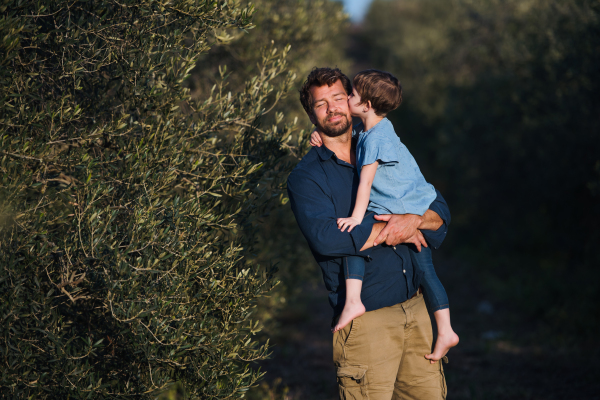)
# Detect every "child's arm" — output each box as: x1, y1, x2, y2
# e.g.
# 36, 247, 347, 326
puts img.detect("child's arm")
337, 162, 379, 232
310, 130, 323, 147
